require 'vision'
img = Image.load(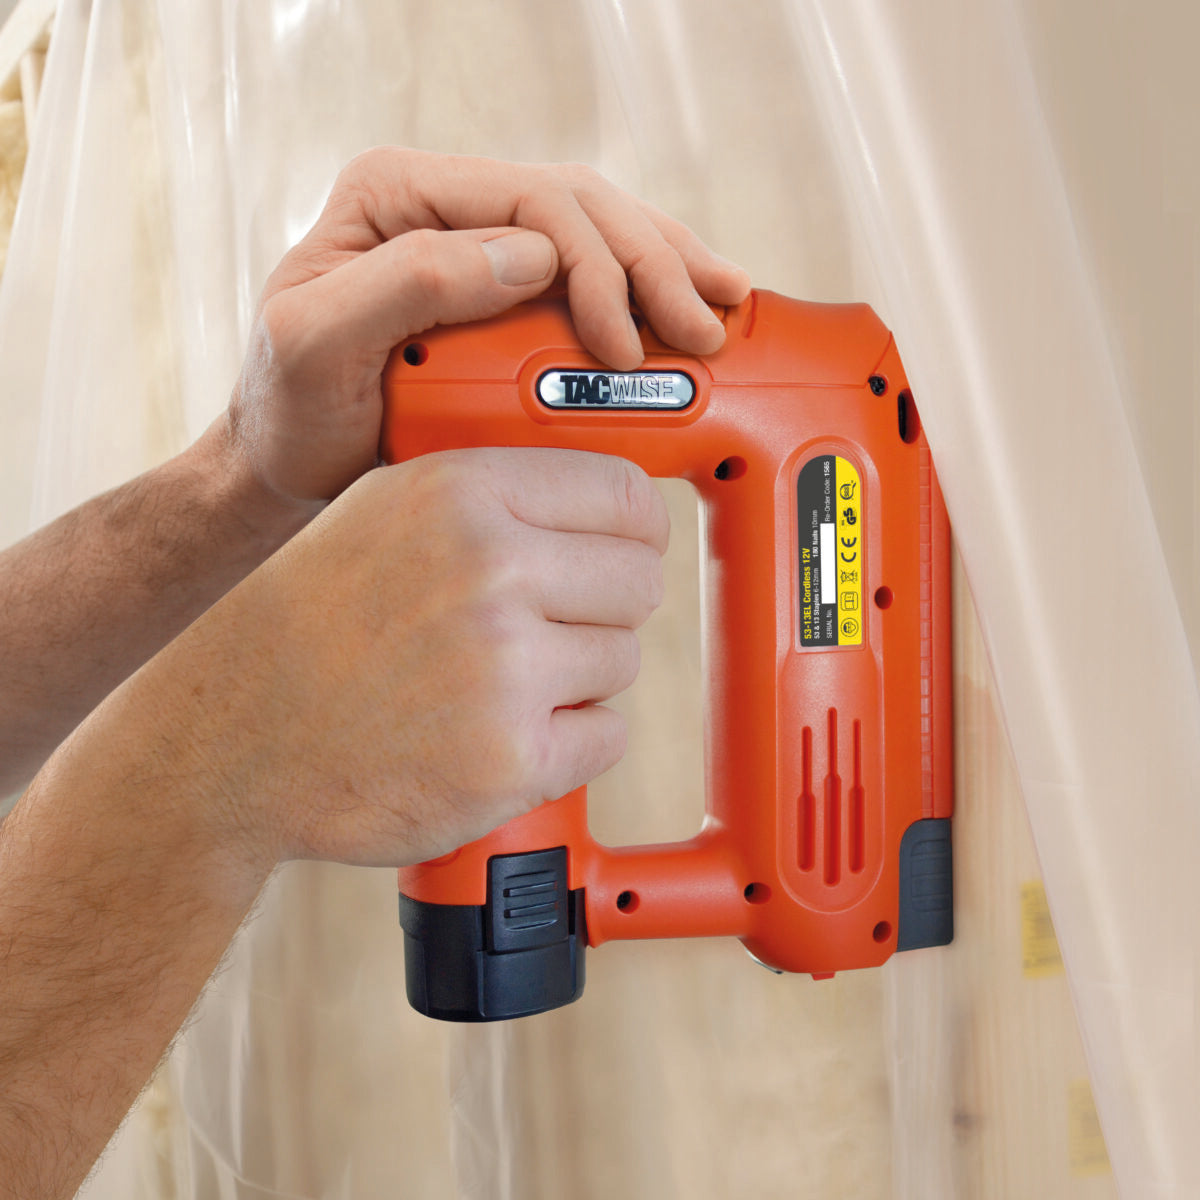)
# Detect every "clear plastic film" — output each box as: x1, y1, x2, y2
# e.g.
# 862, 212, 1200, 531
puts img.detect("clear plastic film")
0, 2, 1195, 1198
785, 5, 1200, 1197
